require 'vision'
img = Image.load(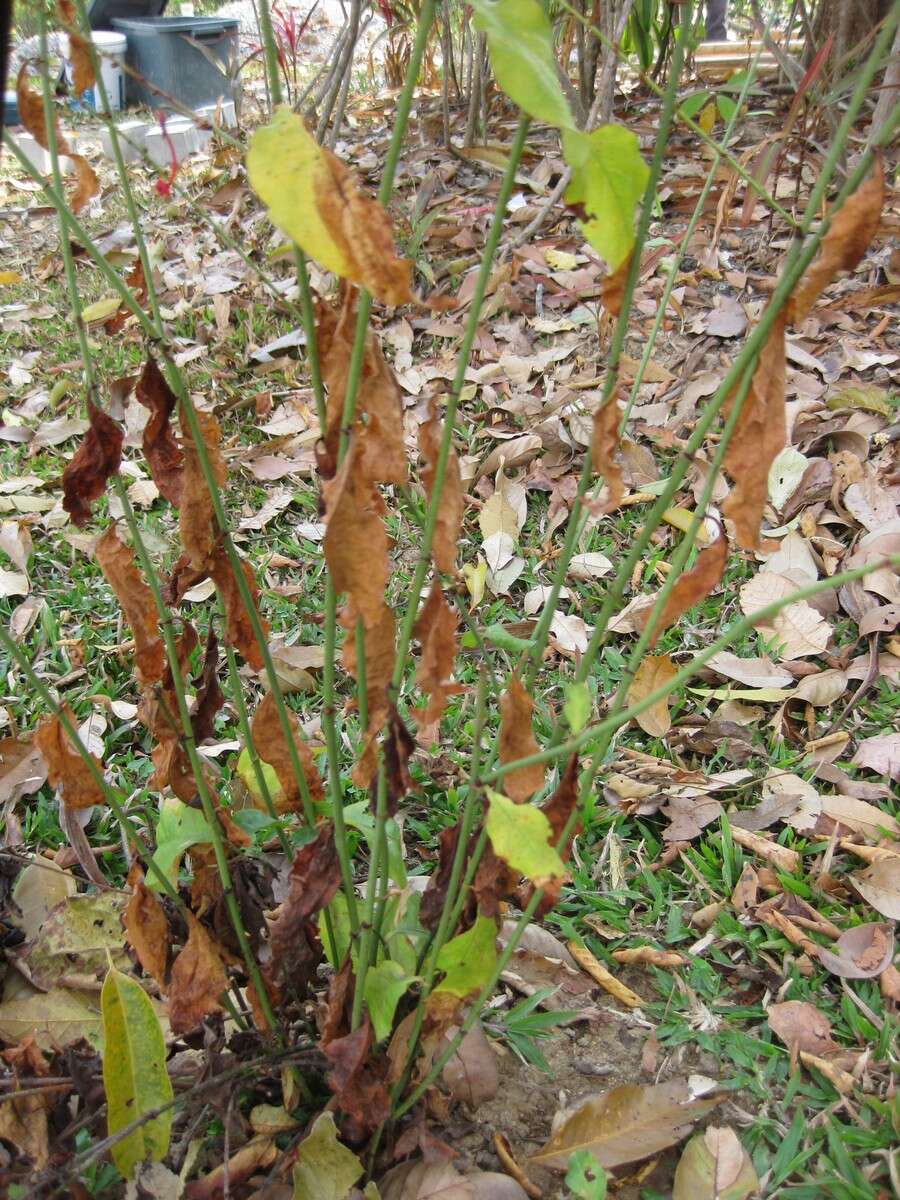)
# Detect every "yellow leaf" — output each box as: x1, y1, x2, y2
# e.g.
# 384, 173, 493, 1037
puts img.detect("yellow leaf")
661, 507, 711, 540
0, 271, 23, 285
462, 559, 487, 609
698, 102, 717, 135
247, 106, 412, 306
545, 249, 578, 270
485, 788, 565, 888
101, 965, 173, 1179
81, 295, 122, 324
626, 654, 677, 737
